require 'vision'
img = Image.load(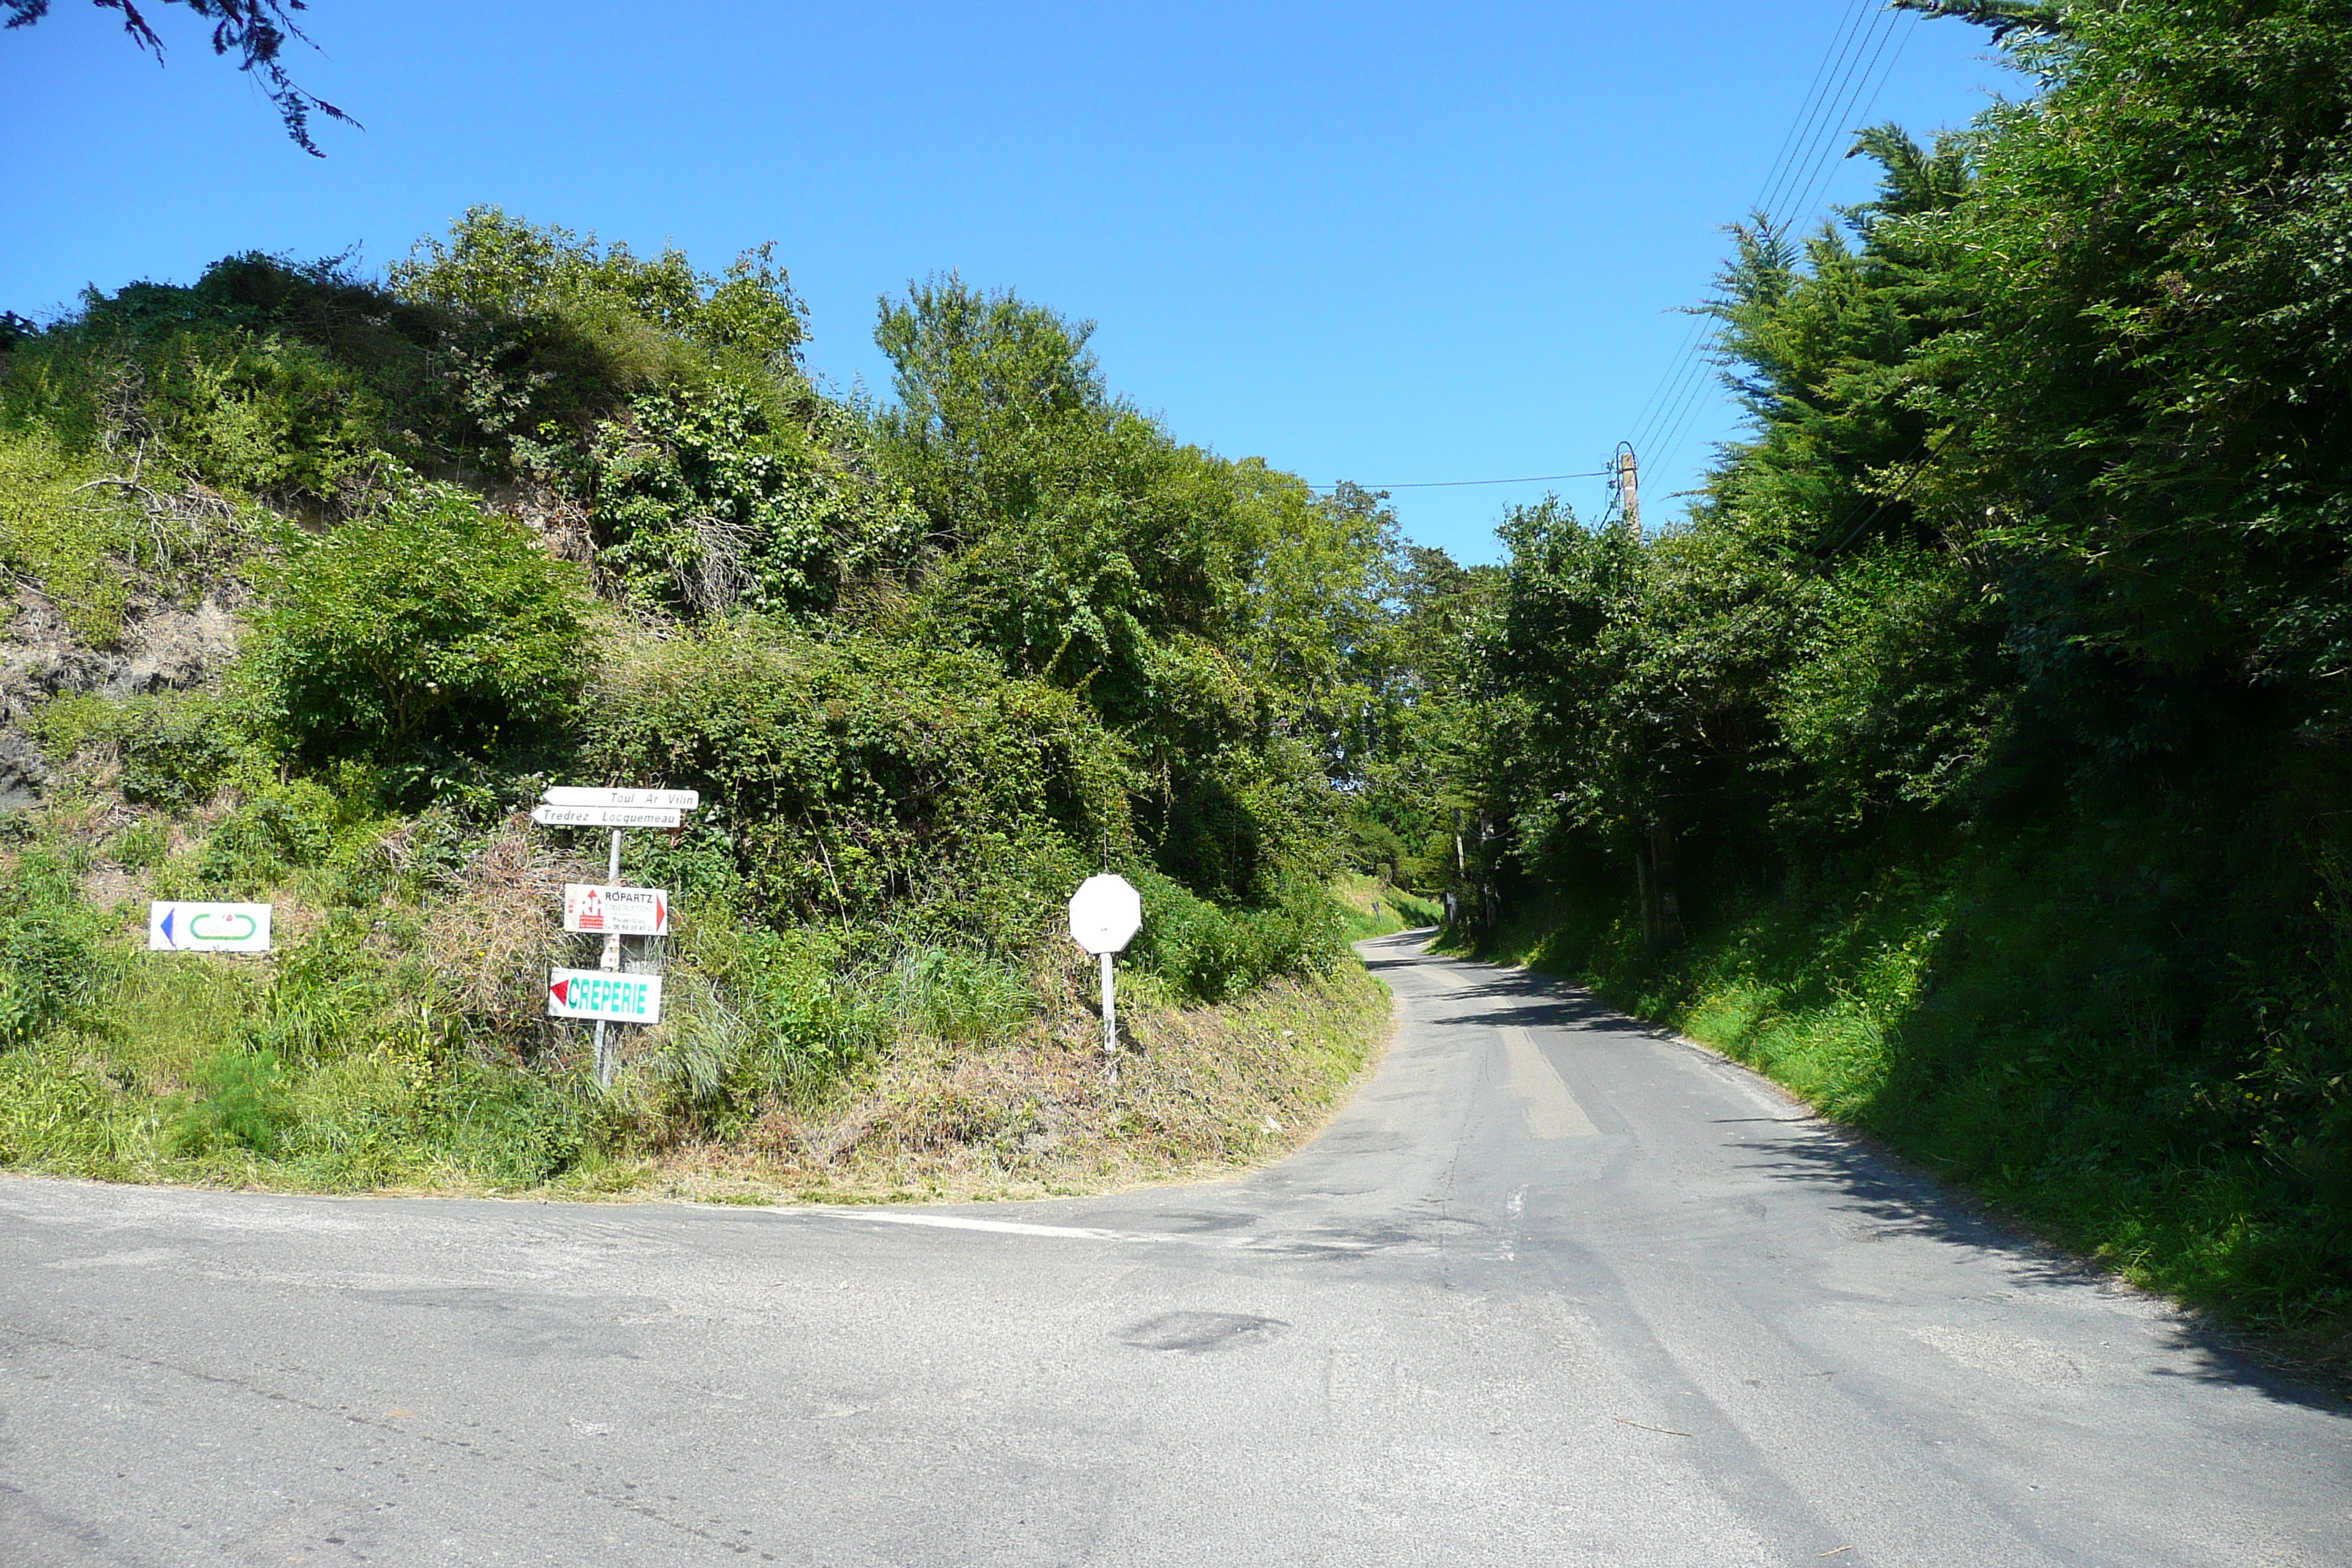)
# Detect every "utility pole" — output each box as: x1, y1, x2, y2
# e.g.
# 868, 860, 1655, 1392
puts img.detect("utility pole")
1610, 442, 1678, 951
1614, 442, 1641, 538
